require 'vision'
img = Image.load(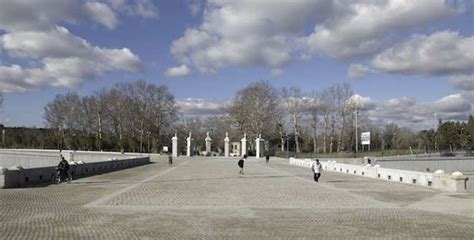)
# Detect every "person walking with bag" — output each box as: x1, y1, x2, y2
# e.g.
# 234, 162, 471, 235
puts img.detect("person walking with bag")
311, 159, 323, 182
